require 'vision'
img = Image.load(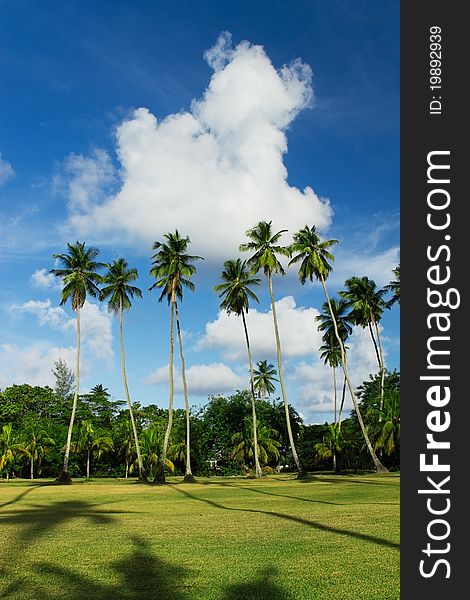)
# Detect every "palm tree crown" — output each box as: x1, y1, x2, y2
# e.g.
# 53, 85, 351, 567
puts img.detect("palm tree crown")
288, 225, 338, 283
101, 258, 143, 312
51, 241, 105, 310
239, 221, 289, 276
316, 298, 352, 346
149, 230, 203, 303
385, 265, 400, 307
253, 360, 278, 398
339, 276, 387, 328
214, 259, 260, 316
